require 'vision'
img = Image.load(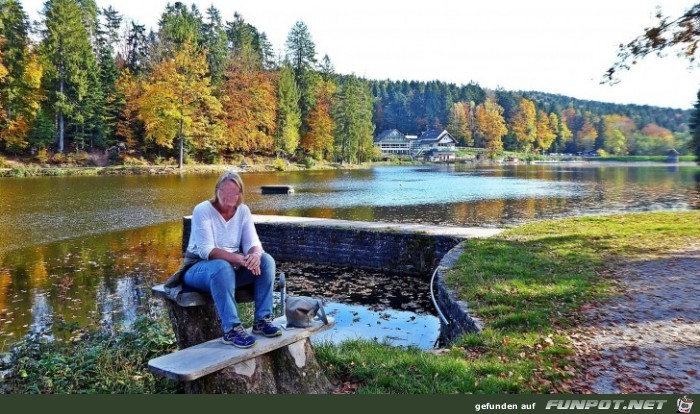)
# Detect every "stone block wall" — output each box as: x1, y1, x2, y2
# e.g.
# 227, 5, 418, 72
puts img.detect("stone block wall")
255, 222, 461, 277
432, 242, 481, 344
181, 216, 481, 345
